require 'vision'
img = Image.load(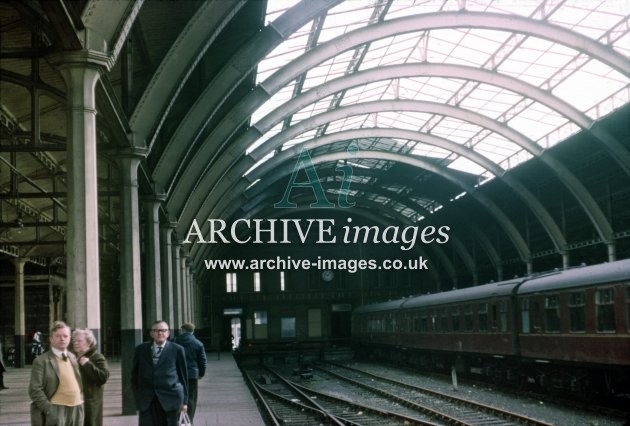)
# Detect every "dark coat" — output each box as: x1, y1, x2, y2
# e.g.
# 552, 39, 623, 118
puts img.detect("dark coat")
78, 349, 109, 426
131, 341, 188, 412
174, 332, 207, 379
28, 350, 83, 426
